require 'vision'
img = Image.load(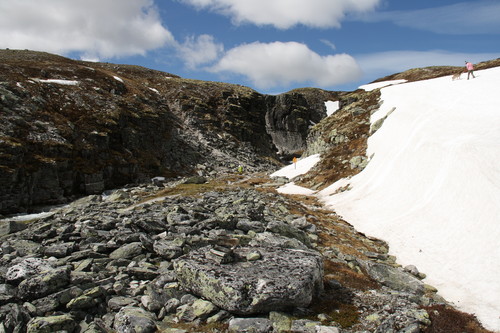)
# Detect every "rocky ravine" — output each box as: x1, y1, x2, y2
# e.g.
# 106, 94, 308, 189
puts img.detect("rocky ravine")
0, 174, 491, 333
0, 50, 339, 215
